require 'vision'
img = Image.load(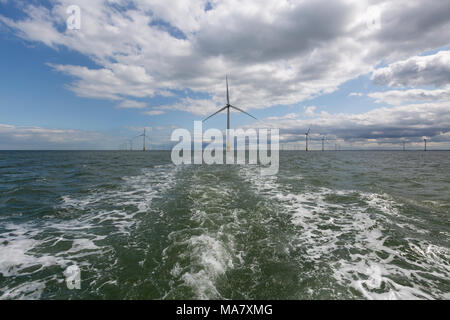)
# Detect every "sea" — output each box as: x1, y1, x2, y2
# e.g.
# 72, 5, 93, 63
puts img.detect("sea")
0, 150, 449, 300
